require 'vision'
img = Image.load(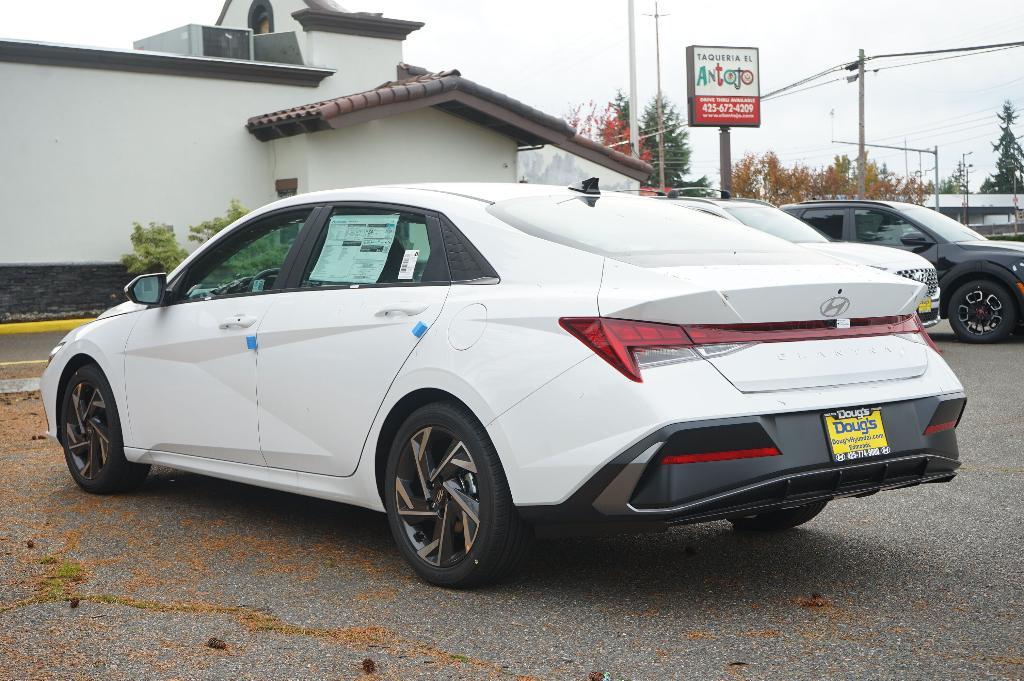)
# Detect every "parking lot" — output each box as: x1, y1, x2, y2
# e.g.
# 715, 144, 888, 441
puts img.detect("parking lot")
0, 322, 1021, 681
